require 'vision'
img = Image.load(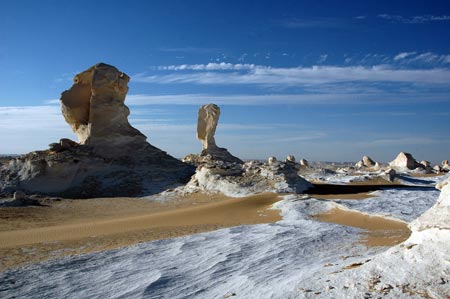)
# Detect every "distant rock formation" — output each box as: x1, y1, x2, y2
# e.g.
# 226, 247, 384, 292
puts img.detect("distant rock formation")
185, 159, 312, 196
0, 63, 194, 198
286, 155, 296, 163
299, 158, 309, 167
434, 165, 443, 173
420, 160, 430, 168
355, 155, 376, 168
268, 156, 277, 164
183, 103, 243, 165
442, 160, 450, 171
389, 152, 419, 170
